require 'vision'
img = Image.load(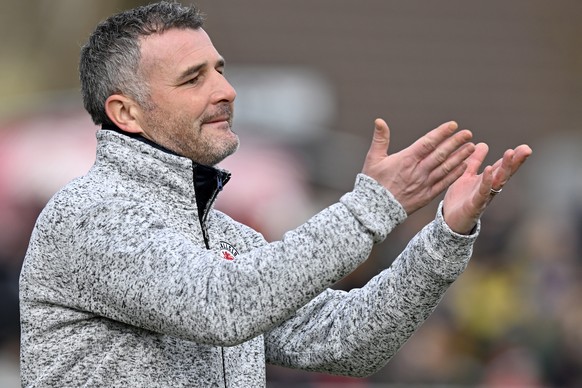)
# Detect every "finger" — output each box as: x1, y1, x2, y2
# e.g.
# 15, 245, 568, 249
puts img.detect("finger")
365, 118, 391, 162
490, 144, 532, 175
407, 121, 462, 160
483, 165, 494, 188
480, 165, 495, 203
426, 142, 475, 184
510, 144, 533, 174
514, 144, 533, 159
492, 149, 514, 188
465, 142, 489, 175
430, 161, 469, 196
420, 128, 474, 173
